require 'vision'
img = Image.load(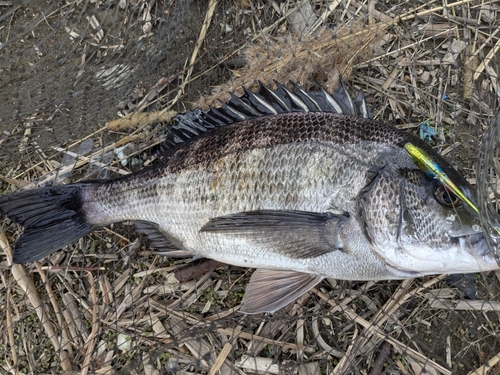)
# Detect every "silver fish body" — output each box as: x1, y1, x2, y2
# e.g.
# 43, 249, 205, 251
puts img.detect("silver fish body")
0, 82, 497, 313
